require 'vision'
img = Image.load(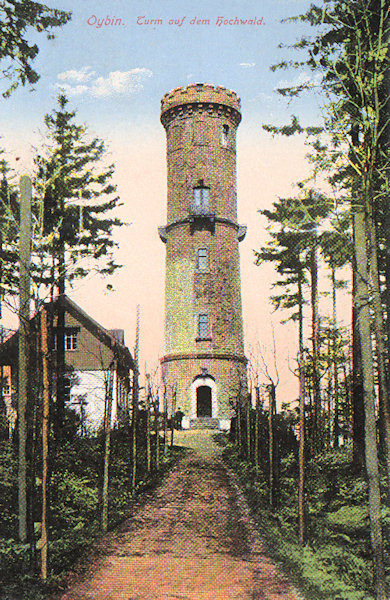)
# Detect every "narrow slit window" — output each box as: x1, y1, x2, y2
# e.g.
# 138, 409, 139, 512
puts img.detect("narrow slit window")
222, 124, 230, 146
197, 314, 211, 340
197, 248, 209, 272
